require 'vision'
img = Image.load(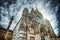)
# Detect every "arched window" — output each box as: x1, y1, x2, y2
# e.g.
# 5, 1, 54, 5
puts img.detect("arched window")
40, 35, 45, 40
35, 16, 41, 23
